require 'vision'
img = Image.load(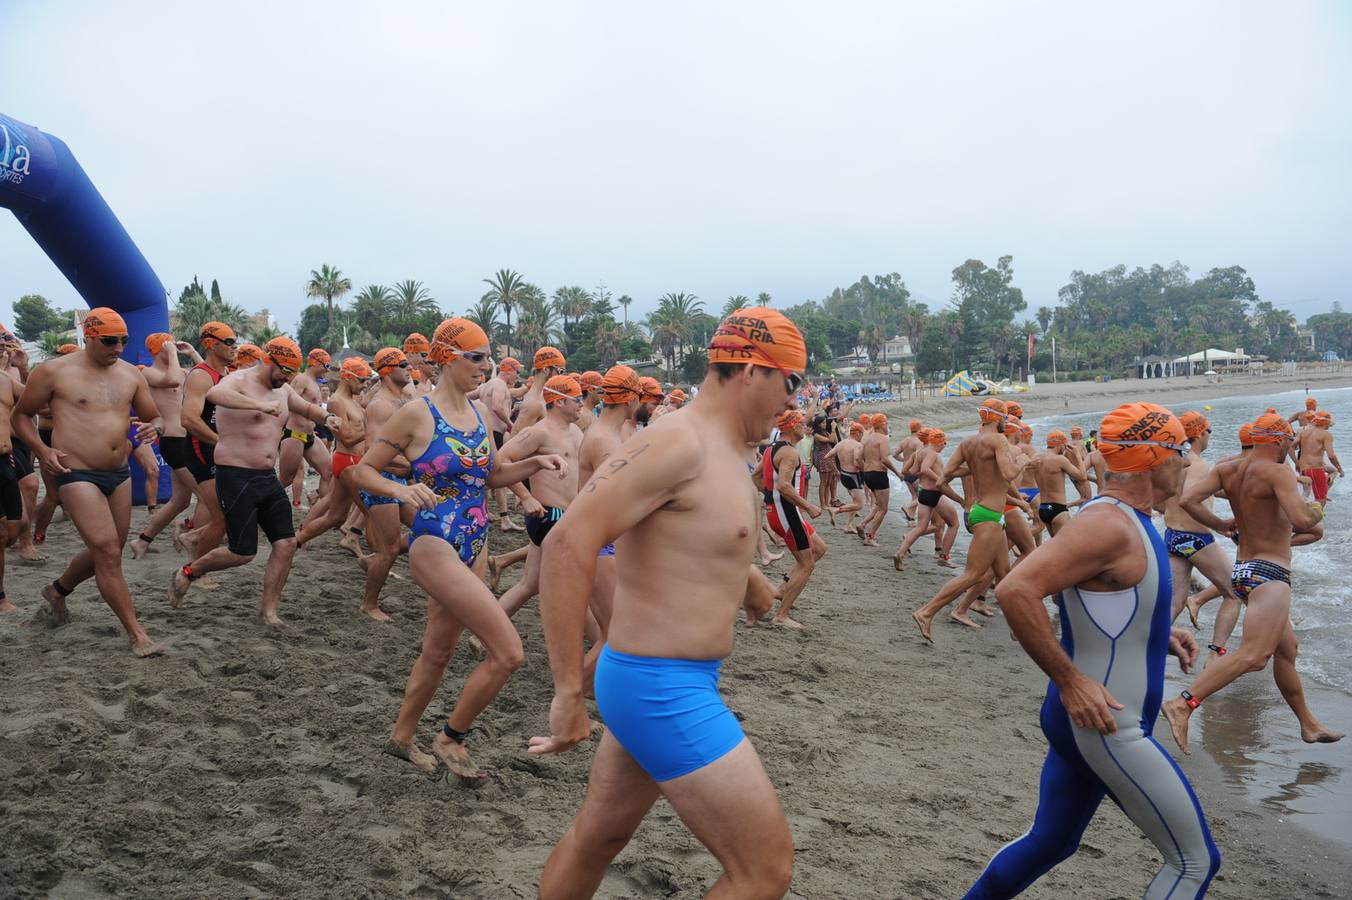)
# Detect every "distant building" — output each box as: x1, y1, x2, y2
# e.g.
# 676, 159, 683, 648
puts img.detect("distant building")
1297, 328, 1316, 352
